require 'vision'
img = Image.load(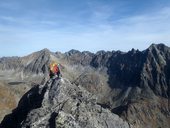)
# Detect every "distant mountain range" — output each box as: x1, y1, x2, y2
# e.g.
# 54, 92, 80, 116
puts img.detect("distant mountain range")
0, 43, 170, 128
